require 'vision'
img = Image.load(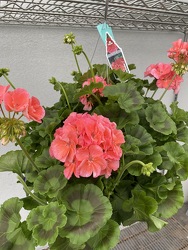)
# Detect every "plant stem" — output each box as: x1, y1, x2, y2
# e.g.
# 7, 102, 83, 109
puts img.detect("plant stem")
3, 74, 16, 89
0, 105, 6, 117
58, 82, 71, 110
108, 160, 145, 198
16, 137, 39, 172
72, 44, 81, 74
17, 176, 46, 205
91, 93, 103, 106
159, 74, 176, 101
82, 51, 96, 83
144, 88, 150, 97
151, 88, 158, 98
